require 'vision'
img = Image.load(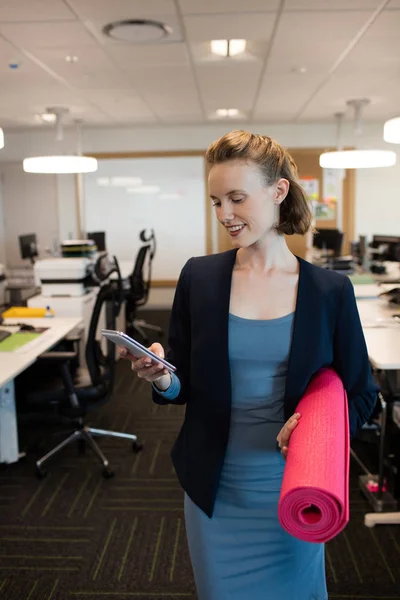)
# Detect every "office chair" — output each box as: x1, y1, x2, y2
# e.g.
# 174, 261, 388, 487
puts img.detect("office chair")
125, 229, 164, 344
22, 258, 143, 479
